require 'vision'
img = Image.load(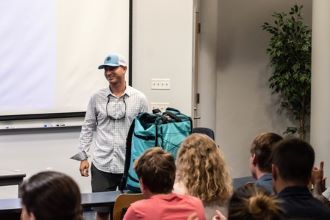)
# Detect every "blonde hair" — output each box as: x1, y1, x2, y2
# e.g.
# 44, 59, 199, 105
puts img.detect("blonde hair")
176, 133, 232, 204
229, 184, 283, 220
